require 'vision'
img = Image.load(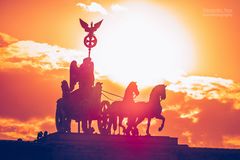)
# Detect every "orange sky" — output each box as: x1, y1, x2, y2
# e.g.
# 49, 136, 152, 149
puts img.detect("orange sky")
0, 0, 240, 148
